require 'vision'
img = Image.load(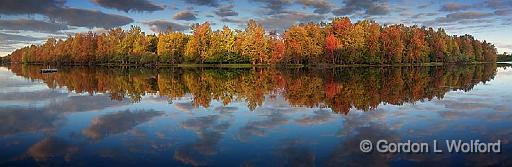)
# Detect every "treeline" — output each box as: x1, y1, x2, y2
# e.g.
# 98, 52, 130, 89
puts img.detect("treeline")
498, 53, 512, 62
0, 56, 8, 64
7, 17, 498, 65
9, 64, 496, 114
